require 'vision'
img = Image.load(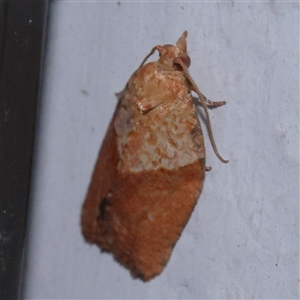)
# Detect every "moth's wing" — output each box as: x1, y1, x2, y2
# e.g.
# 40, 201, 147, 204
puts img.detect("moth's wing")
107, 159, 205, 281
81, 95, 205, 281
81, 99, 122, 245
